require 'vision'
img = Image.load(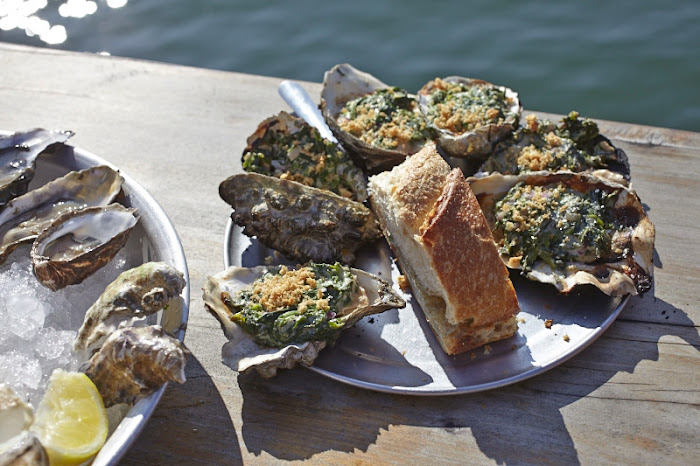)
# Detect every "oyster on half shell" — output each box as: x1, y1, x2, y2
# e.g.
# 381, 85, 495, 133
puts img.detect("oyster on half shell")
469, 171, 654, 296
0, 165, 122, 265
321, 63, 432, 173
219, 172, 381, 264
202, 264, 405, 378
0, 128, 74, 211
417, 76, 521, 167
31, 204, 139, 291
